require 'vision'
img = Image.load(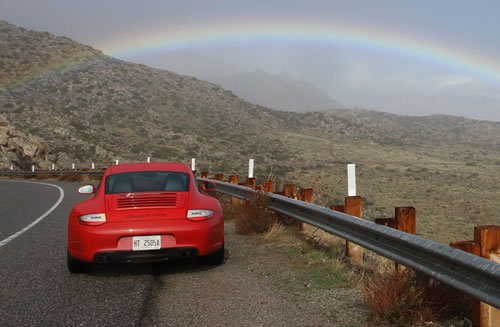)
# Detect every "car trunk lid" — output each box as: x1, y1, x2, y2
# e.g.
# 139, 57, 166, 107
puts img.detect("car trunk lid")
106, 192, 188, 221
